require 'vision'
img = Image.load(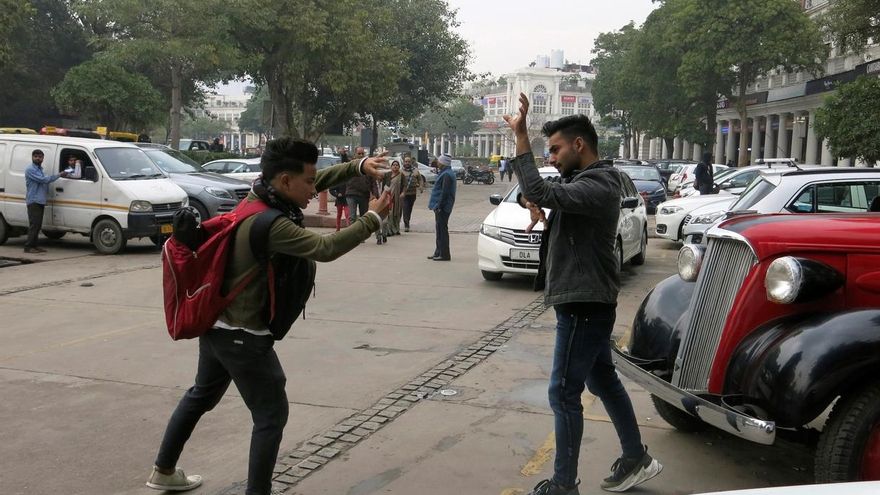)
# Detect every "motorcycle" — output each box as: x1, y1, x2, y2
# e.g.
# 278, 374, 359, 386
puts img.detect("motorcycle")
463, 166, 495, 185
